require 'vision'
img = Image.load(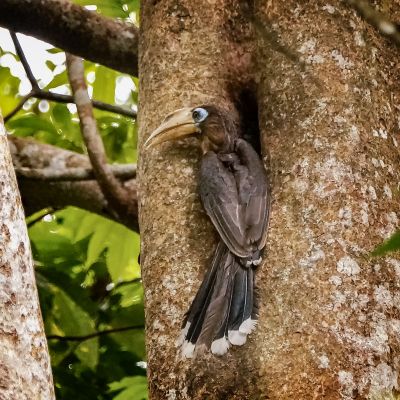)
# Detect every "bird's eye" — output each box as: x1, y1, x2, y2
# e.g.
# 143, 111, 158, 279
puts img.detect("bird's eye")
192, 108, 208, 123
